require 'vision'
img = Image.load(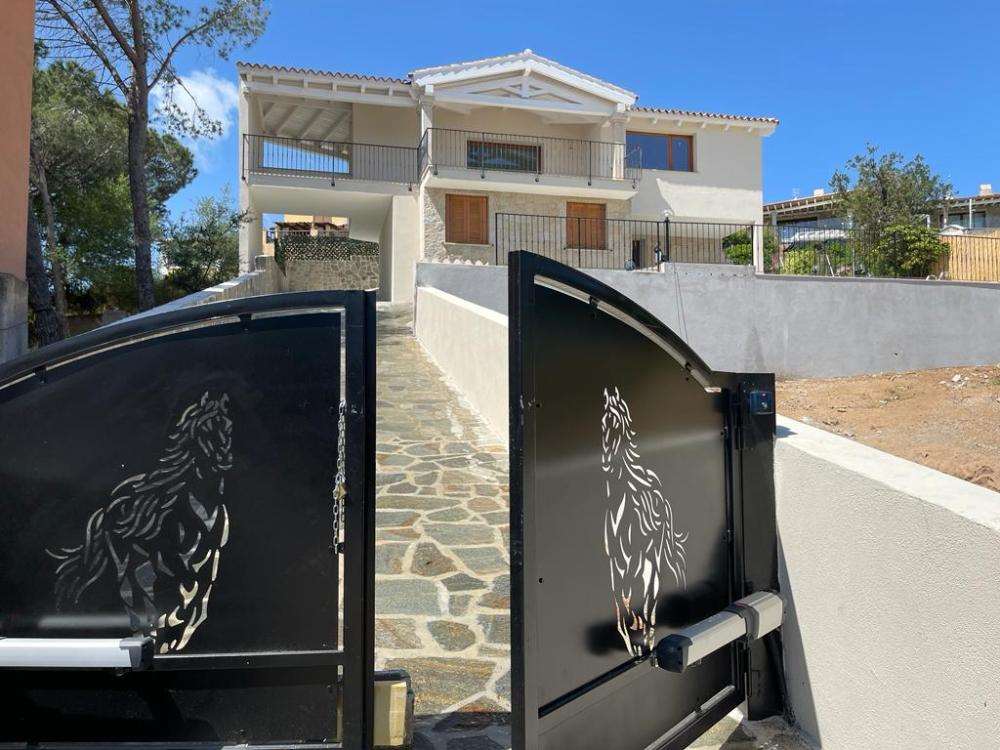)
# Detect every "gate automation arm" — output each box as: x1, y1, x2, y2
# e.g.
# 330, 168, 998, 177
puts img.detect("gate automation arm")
654, 592, 783, 674
0, 637, 154, 670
